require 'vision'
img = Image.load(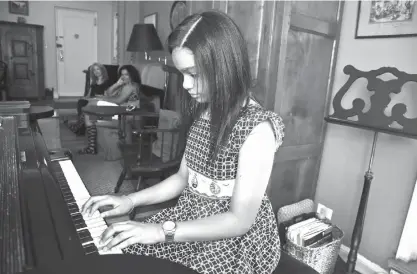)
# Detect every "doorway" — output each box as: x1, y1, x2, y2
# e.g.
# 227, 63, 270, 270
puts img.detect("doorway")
55, 7, 97, 97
